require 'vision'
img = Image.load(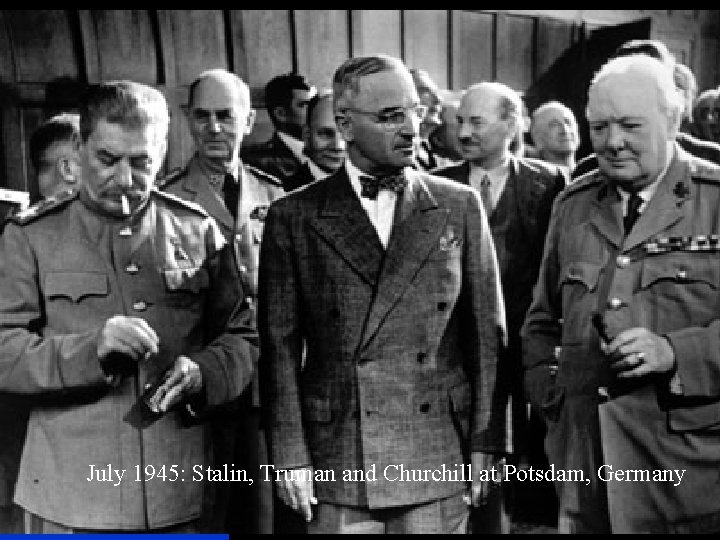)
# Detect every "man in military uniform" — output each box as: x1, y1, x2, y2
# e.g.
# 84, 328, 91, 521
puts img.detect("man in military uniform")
0, 80, 257, 532
159, 68, 283, 534
523, 54, 720, 533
